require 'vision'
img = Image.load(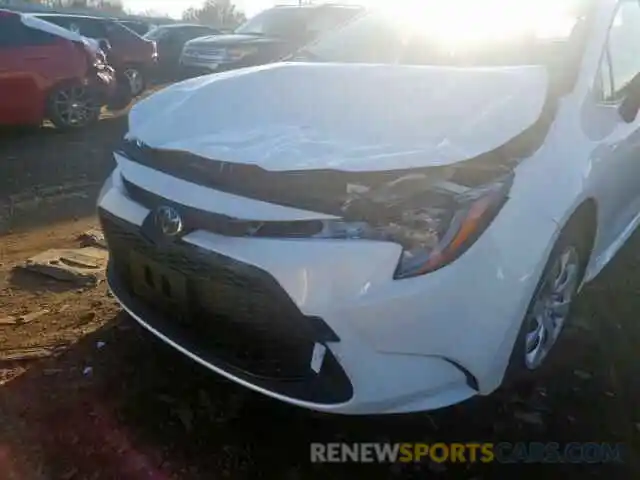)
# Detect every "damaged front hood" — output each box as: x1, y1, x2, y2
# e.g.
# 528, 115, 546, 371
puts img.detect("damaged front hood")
127, 62, 549, 172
